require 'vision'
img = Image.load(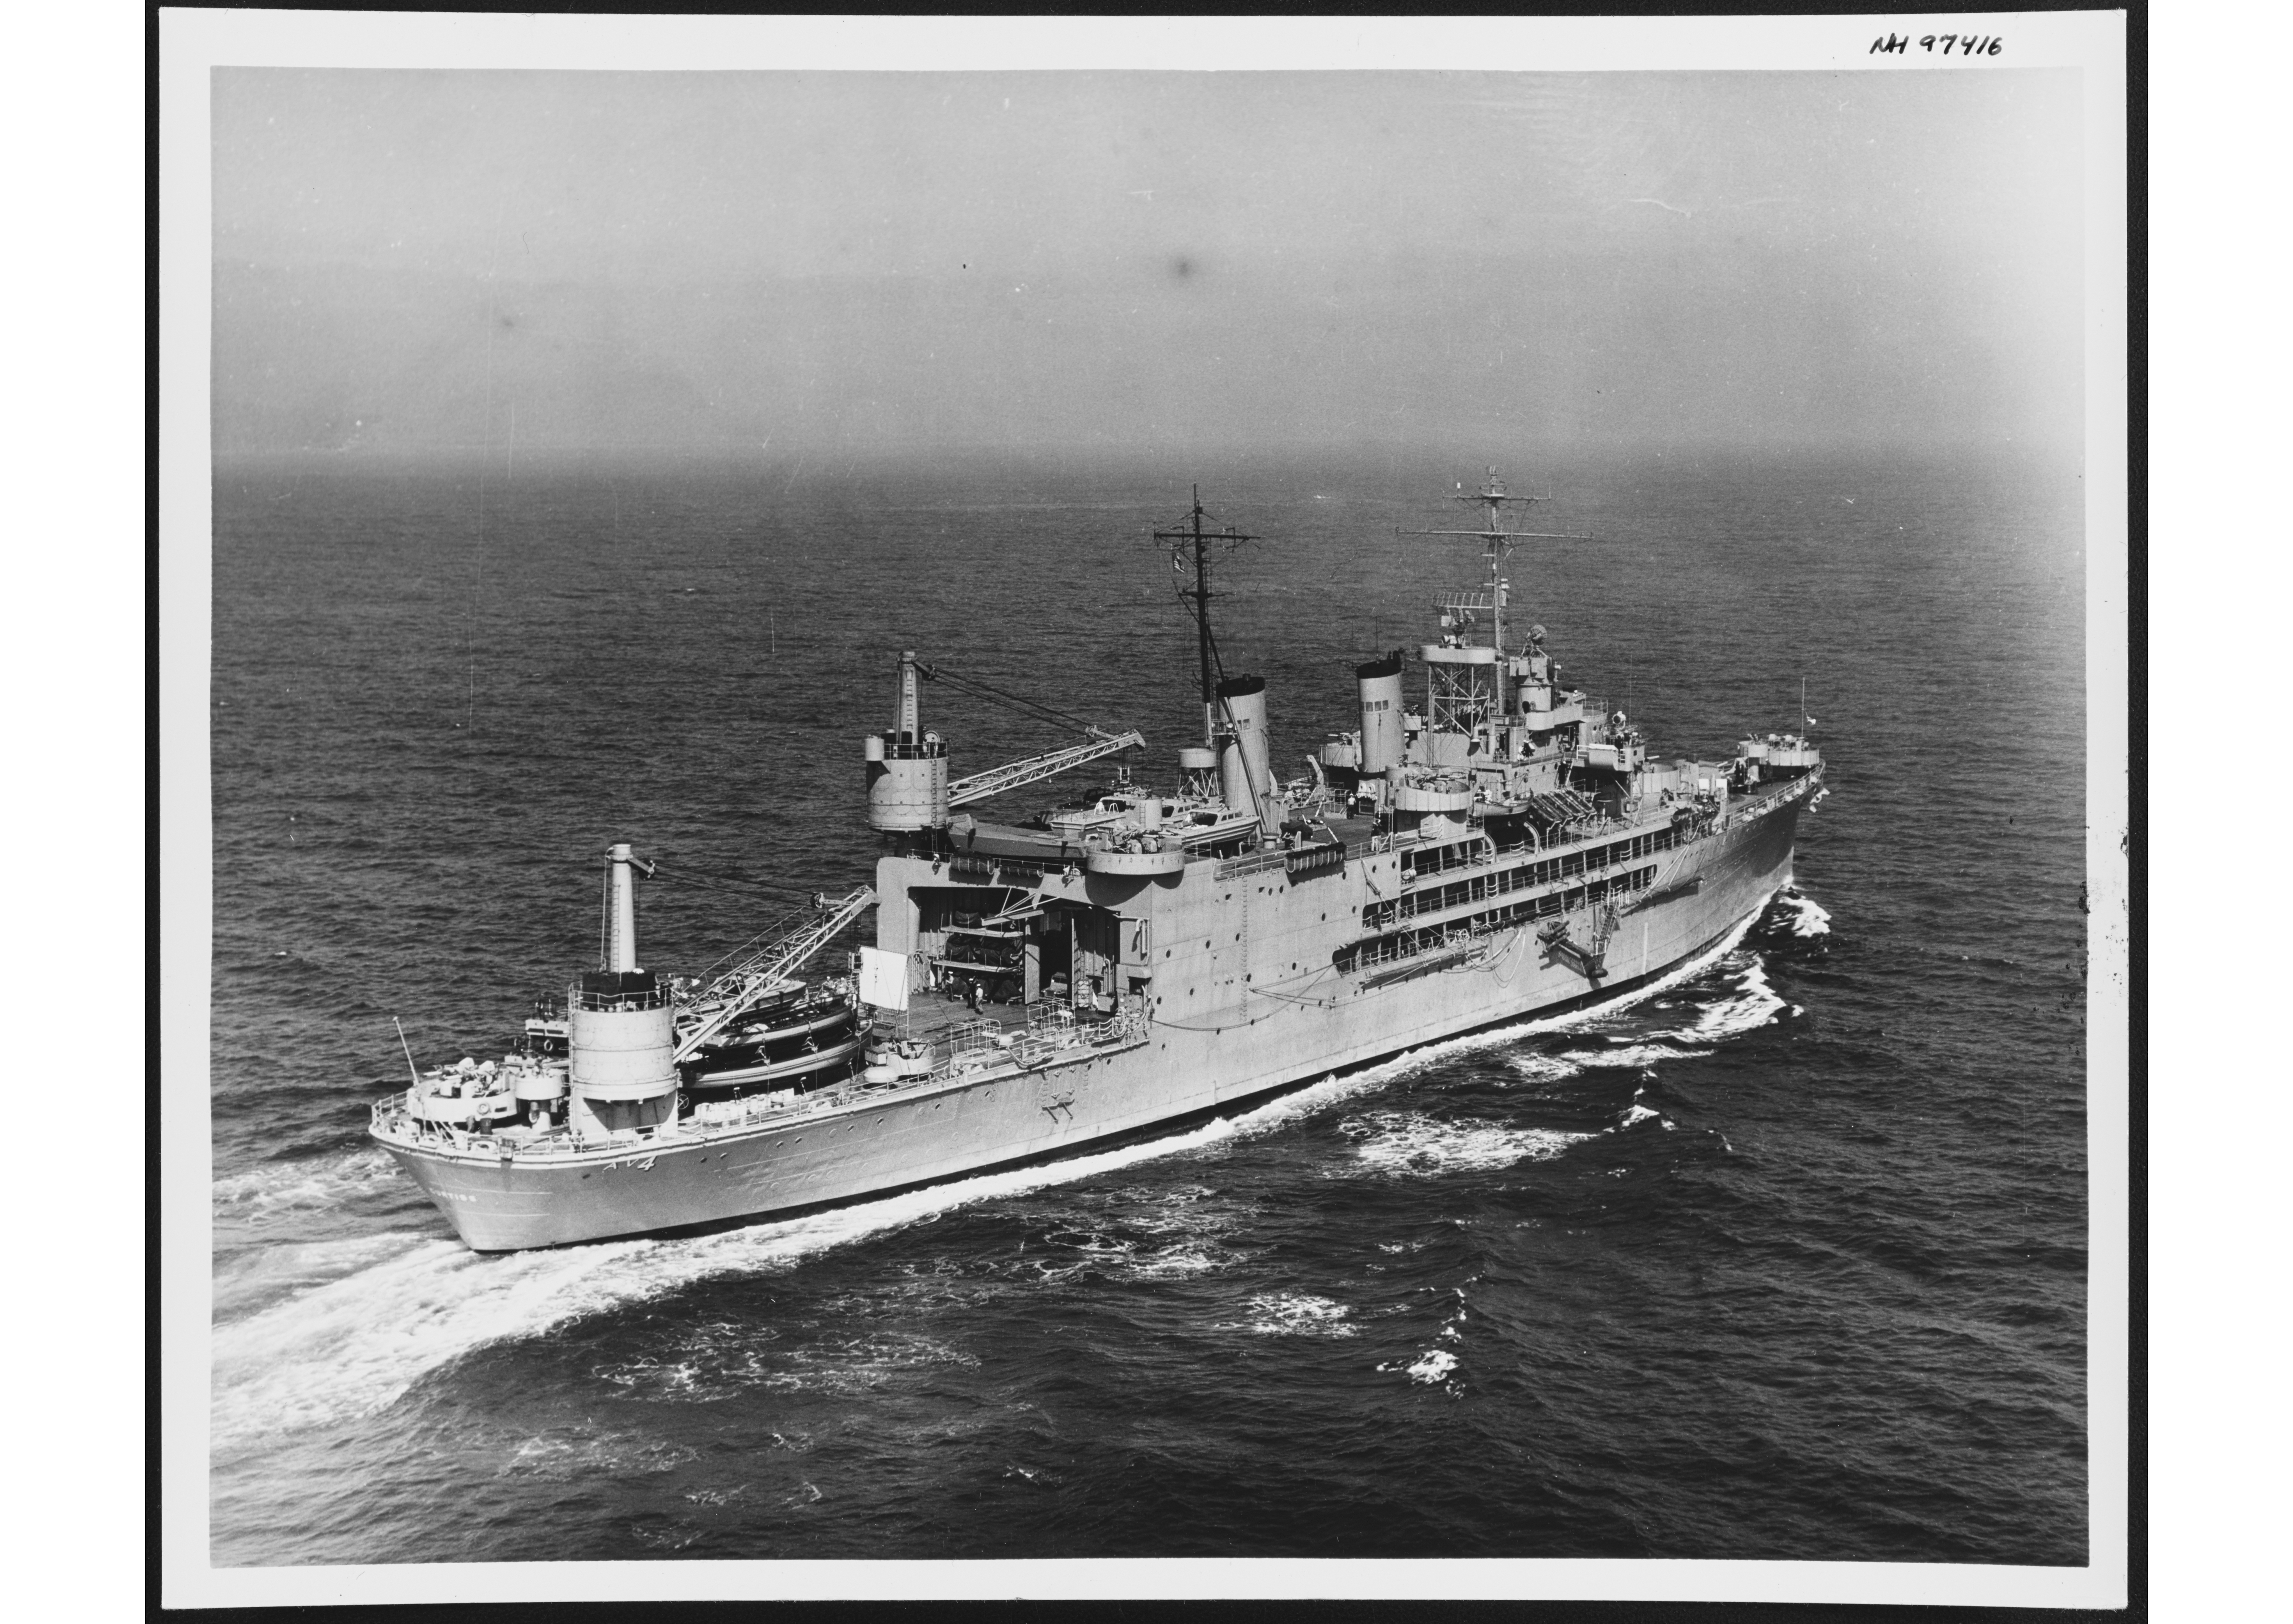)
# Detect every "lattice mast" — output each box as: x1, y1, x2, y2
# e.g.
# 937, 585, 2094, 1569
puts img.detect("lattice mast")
1403, 468, 1589, 644
1398, 467, 1591, 742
